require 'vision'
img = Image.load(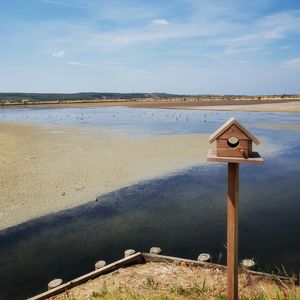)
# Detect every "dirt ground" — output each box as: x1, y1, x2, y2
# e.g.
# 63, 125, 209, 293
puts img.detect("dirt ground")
50, 262, 300, 300
3, 97, 300, 112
